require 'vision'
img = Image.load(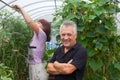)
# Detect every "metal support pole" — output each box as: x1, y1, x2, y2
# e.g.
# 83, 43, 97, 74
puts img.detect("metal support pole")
54, 0, 57, 10
0, 0, 12, 8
